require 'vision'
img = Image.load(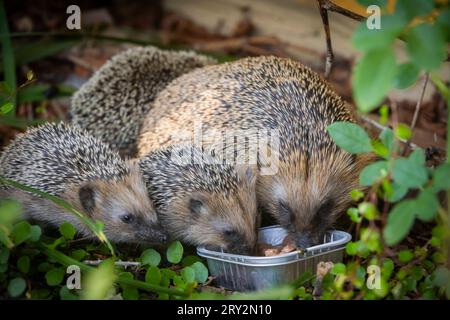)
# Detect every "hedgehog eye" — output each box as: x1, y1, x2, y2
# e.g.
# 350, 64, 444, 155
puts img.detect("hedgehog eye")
278, 200, 292, 219
312, 199, 335, 228
120, 214, 134, 224
224, 229, 237, 238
